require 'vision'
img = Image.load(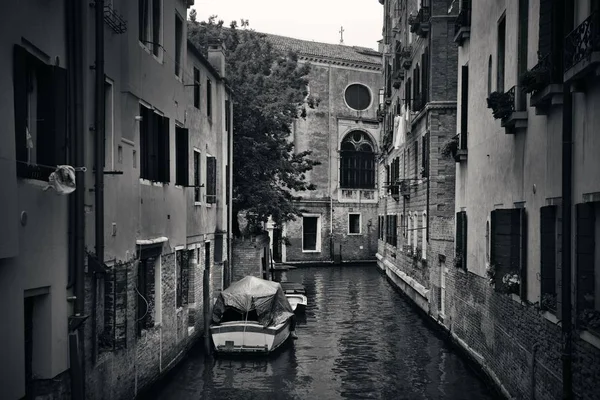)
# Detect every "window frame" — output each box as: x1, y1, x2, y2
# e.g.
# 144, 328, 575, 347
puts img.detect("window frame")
193, 148, 201, 205
302, 214, 322, 253
174, 12, 184, 78
344, 83, 373, 111
339, 131, 376, 189
206, 78, 212, 119
138, 0, 164, 62
205, 154, 217, 204
175, 126, 189, 186
193, 67, 200, 109
348, 213, 362, 235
